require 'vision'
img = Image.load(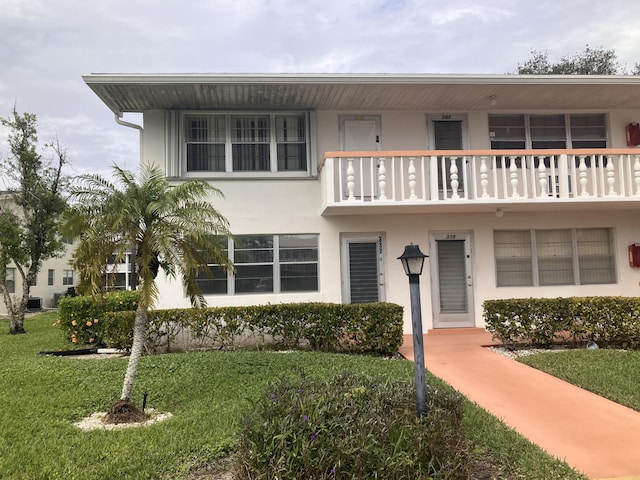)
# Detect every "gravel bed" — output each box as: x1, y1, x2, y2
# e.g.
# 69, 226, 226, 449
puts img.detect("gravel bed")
486, 346, 568, 359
